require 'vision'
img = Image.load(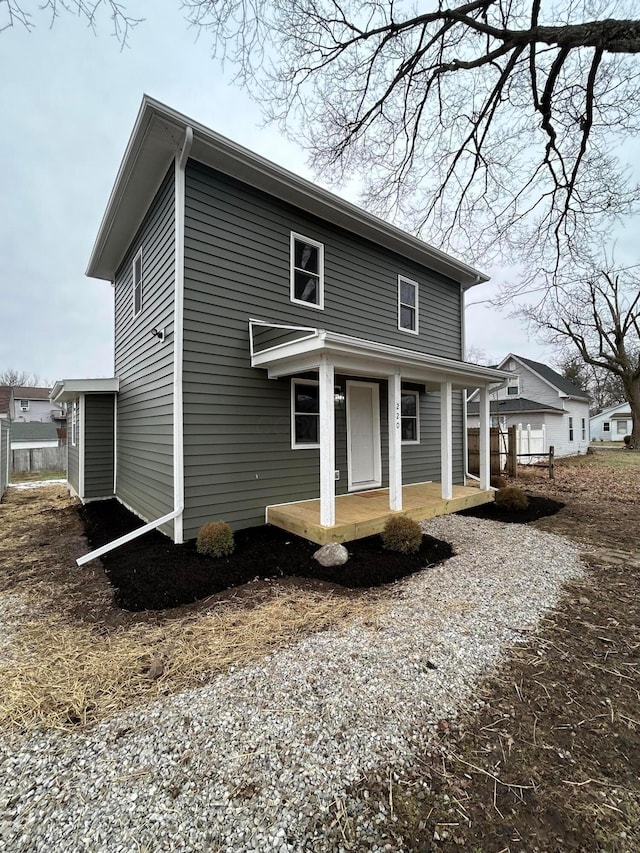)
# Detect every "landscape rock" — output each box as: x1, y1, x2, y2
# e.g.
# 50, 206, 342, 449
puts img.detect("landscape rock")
313, 542, 349, 567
